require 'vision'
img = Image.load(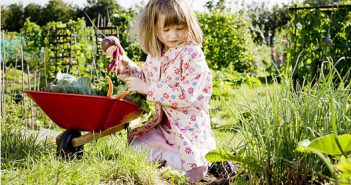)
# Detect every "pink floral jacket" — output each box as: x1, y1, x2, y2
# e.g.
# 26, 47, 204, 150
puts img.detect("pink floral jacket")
121, 41, 216, 171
